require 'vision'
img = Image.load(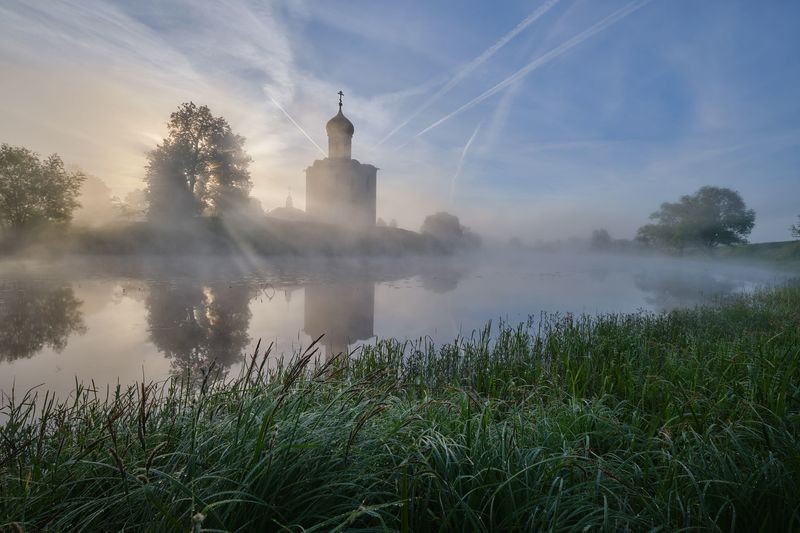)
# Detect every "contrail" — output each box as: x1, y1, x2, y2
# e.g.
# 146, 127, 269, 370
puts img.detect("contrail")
268, 94, 326, 157
416, 0, 654, 137
450, 121, 483, 203
377, 0, 562, 146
